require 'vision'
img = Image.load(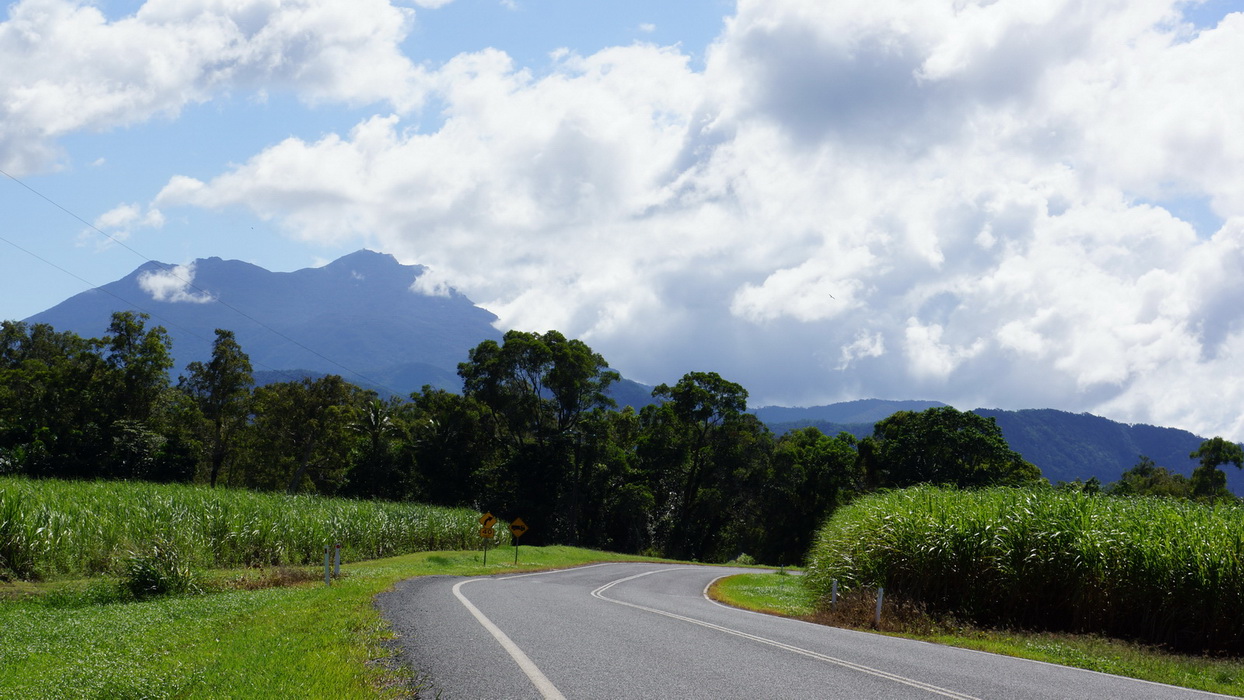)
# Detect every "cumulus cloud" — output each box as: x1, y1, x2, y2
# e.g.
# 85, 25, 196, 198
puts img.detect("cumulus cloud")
0, 0, 426, 174
93, 203, 165, 232
138, 262, 215, 304
149, 0, 1244, 439
77, 202, 164, 248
